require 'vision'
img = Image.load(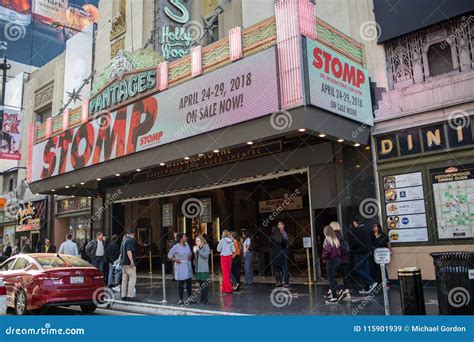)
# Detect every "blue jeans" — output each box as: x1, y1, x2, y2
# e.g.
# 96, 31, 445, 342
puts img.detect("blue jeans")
326, 259, 342, 297
244, 252, 254, 285
282, 250, 289, 285
92, 257, 104, 273
353, 254, 375, 290
108, 263, 121, 286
